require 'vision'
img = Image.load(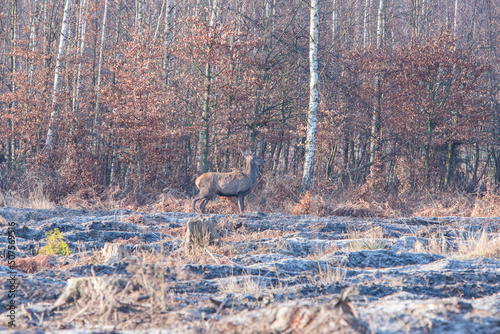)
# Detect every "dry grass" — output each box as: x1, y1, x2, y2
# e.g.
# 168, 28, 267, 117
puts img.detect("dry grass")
308, 264, 346, 285
306, 243, 341, 261
470, 191, 500, 217
410, 228, 500, 260
456, 230, 500, 259
8, 255, 53, 274
2, 170, 500, 219
217, 274, 266, 294
150, 192, 190, 213
1, 184, 55, 209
